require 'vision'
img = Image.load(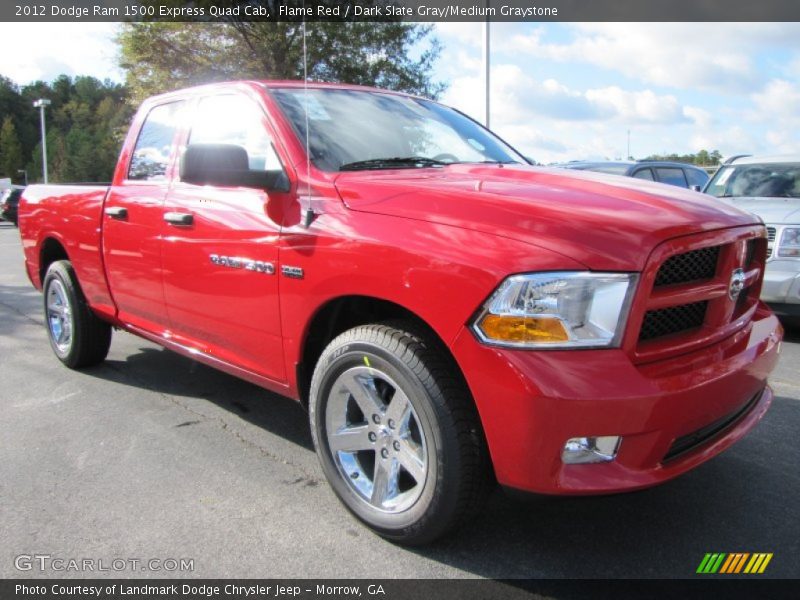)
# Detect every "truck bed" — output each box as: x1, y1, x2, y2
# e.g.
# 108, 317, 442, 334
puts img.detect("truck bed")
19, 184, 115, 317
